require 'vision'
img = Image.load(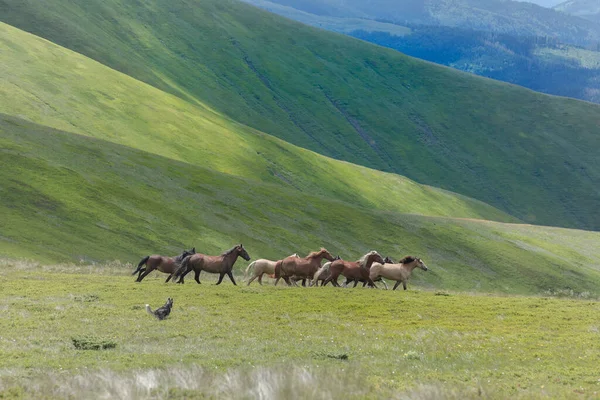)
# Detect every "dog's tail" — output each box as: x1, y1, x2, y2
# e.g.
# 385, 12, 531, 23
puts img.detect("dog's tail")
145, 304, 154, 317
244, 261, 256, 280
133, 256, 150, 275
